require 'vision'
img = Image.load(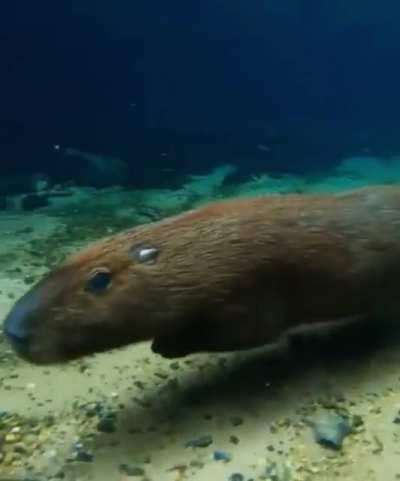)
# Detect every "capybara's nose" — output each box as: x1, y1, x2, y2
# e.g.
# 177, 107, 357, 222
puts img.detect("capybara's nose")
3, 289, 40, 350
